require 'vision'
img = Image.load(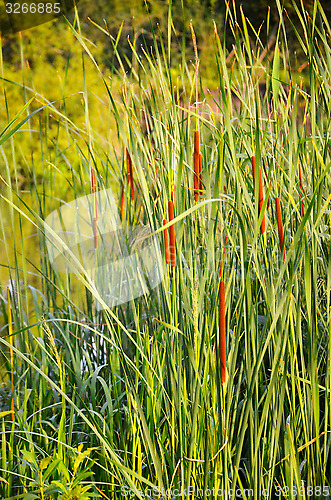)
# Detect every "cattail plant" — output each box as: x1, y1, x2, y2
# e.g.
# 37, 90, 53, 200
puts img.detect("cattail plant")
220, 235, 228, 278
120, 184, 125, 221
126, 148, 134, 201
199, 153, 203, 194
252, 156, 266, 234
163, 218, 169, 265
275, 197, 285, 261
298, 162, 305, 216
194, 130, 200, 202
168, 200, 176, 268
